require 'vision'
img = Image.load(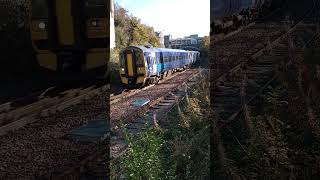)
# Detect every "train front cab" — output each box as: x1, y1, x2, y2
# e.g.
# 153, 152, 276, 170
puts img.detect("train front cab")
30, 0, 109, 79
119, 47, 147, 87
